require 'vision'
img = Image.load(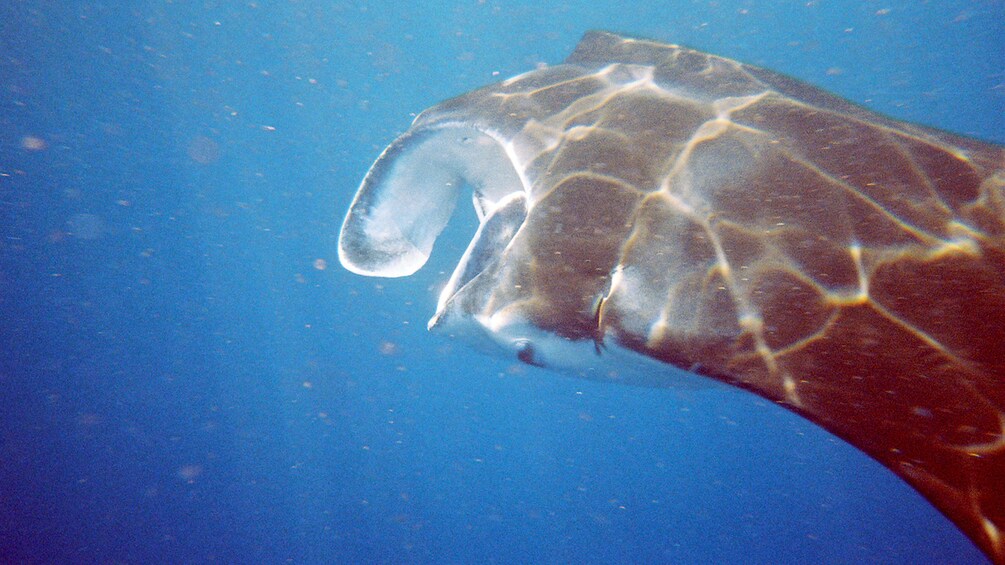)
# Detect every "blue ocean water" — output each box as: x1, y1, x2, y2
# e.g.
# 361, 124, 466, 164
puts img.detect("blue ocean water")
1, 1, 1001, 563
